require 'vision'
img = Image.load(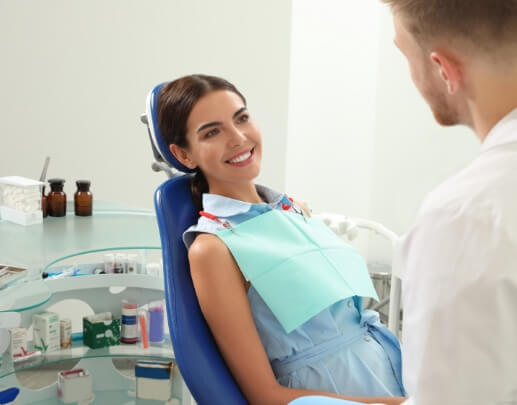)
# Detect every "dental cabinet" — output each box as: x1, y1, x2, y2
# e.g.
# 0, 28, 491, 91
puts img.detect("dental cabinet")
0, 202, 193, 404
